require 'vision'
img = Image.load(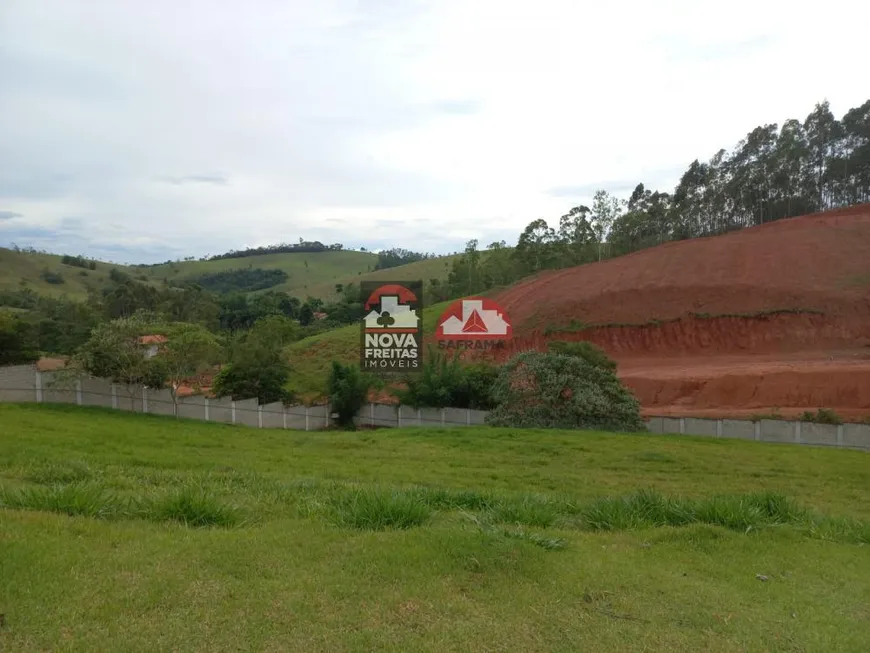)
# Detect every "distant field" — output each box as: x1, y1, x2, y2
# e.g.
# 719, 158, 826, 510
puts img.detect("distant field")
0, 247, 460, 302
137, 250, 378, 298
304, 254, 459, 301
1, 403, 868, 652
0, 248, 133, 300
